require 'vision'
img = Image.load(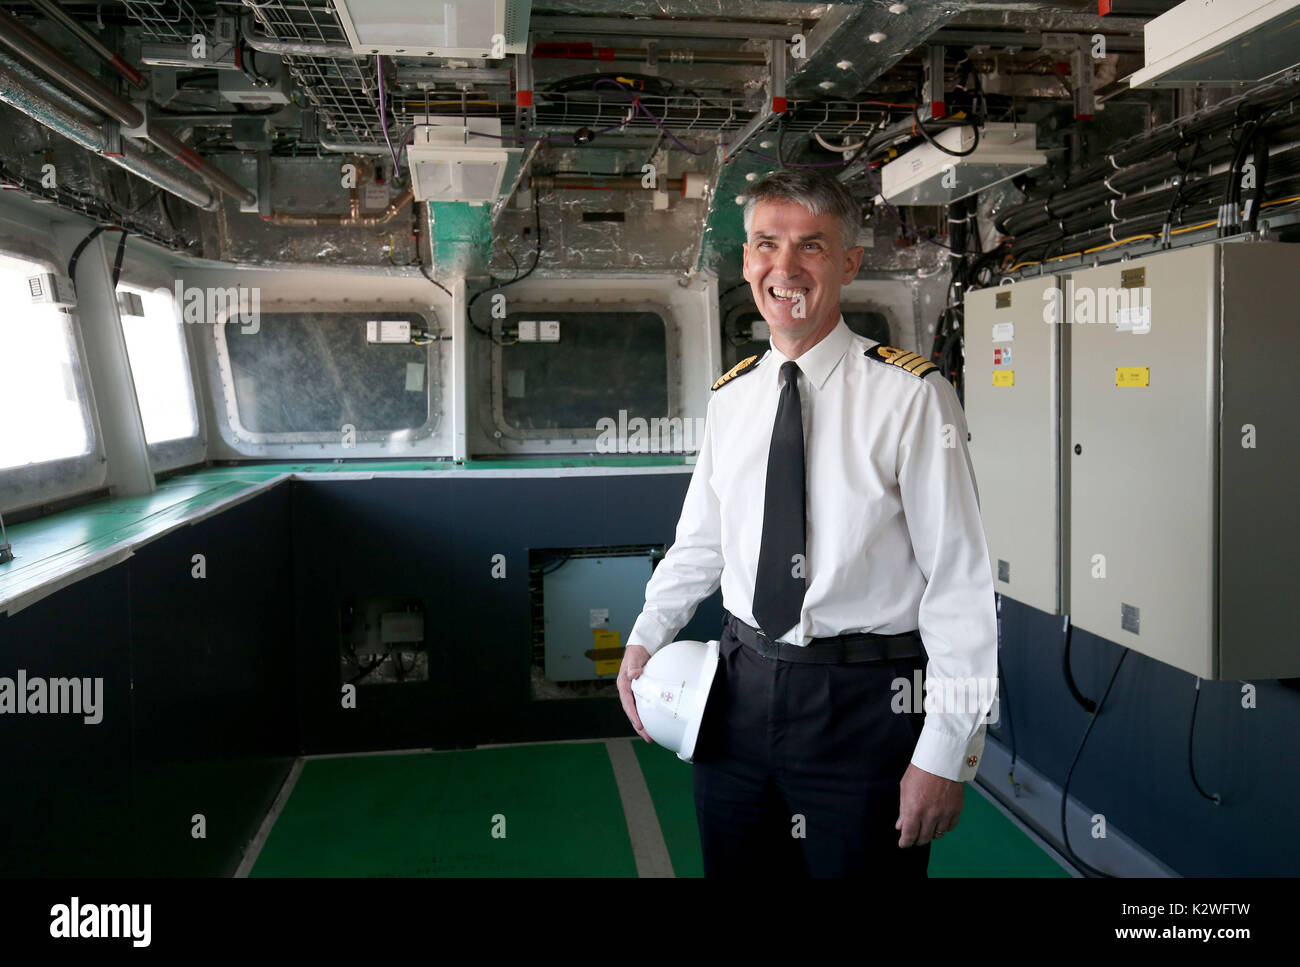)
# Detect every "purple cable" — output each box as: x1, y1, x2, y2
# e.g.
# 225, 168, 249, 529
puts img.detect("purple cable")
591, 78, 705, 156
376, 55, 401, 174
